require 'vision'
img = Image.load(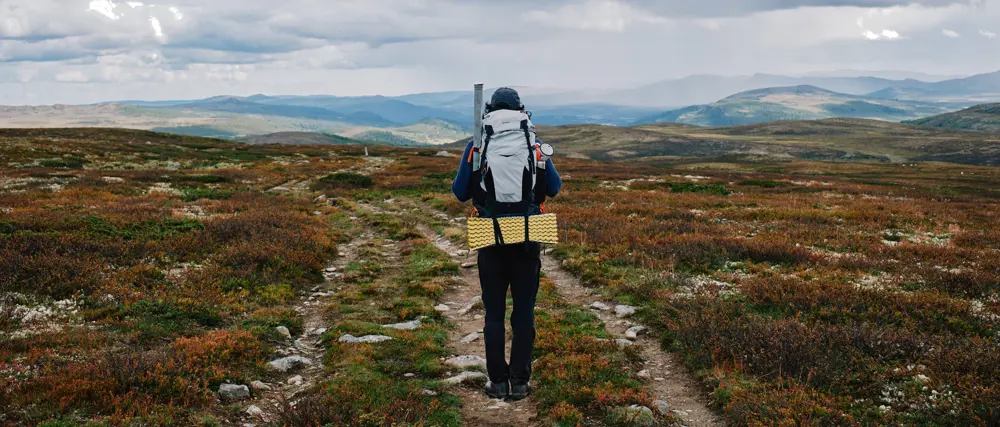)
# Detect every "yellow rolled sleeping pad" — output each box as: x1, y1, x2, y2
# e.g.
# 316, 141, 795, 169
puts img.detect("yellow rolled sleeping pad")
467, 214, 558, 251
